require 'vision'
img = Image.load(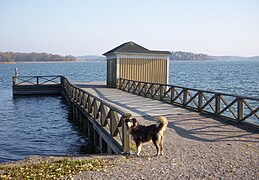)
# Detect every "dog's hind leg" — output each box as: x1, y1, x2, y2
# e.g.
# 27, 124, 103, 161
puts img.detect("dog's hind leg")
159, 135, 164, 155
152, 137, 160, 156
136, 142, 142, 156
